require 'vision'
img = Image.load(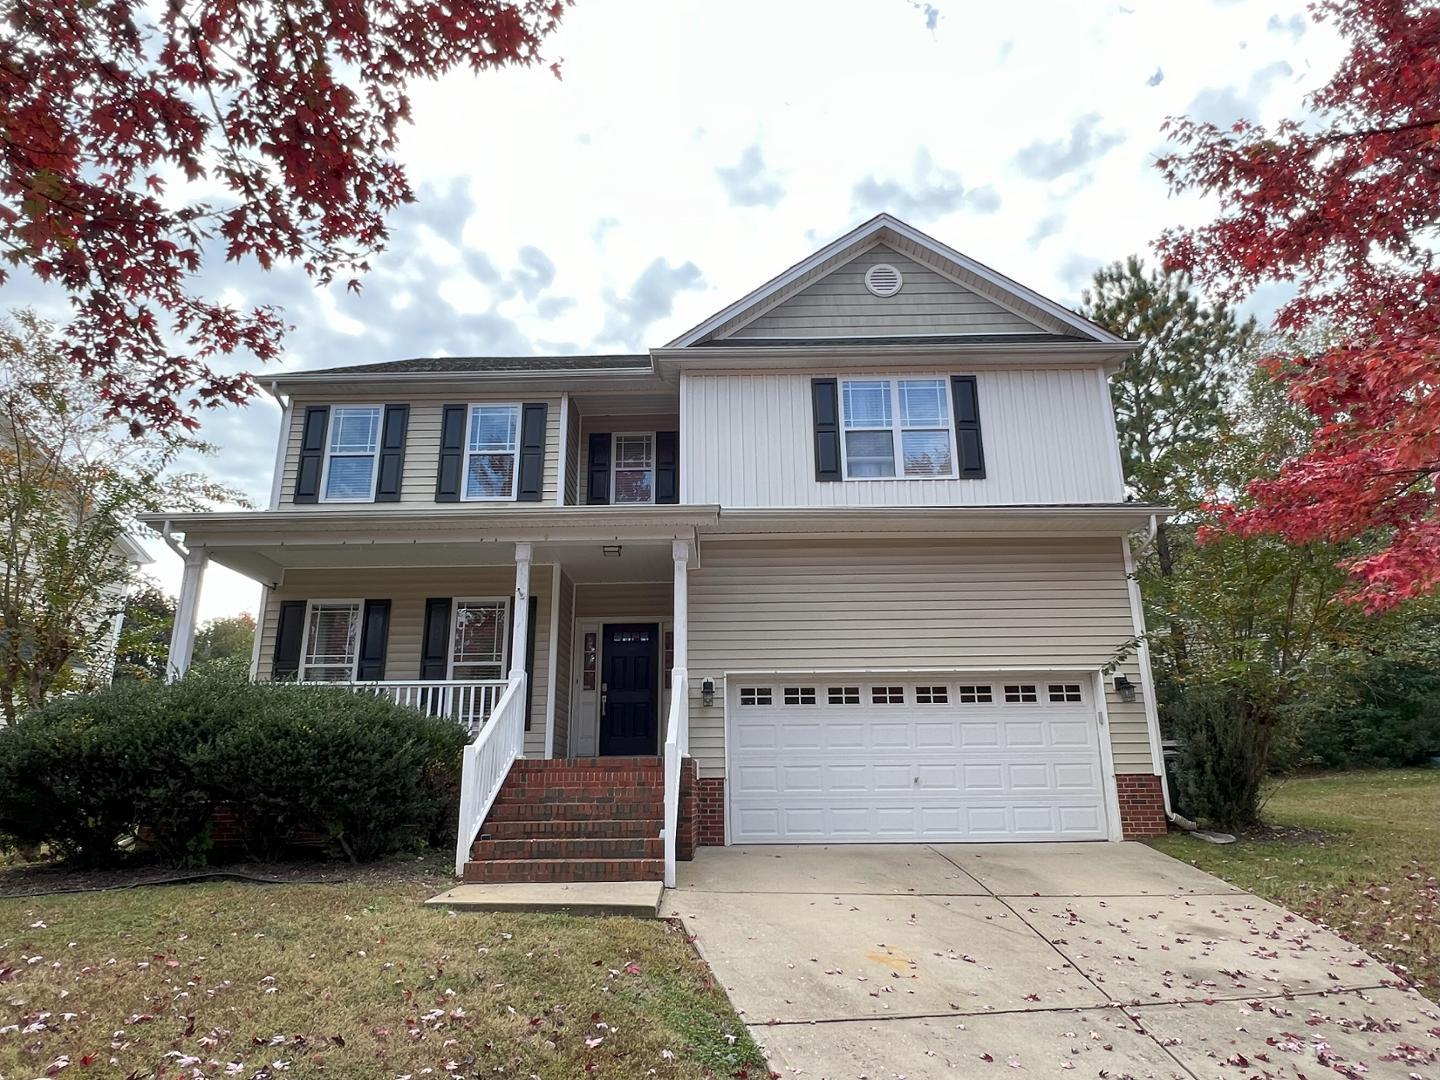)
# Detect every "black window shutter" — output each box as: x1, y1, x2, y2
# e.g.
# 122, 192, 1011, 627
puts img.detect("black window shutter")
435, 405, 467, 502
587, 432, 611, 504
516, 403, 548, 502
950, 375, 986, 479
523, 595, 538, 730
374, 405, 409, 502
293, 406, 329, 503
272, 600, 307, 680
655, 430, 679, 504
356, 599, 391, 680
419, 597, 452, 679
811, 378, 841, 481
